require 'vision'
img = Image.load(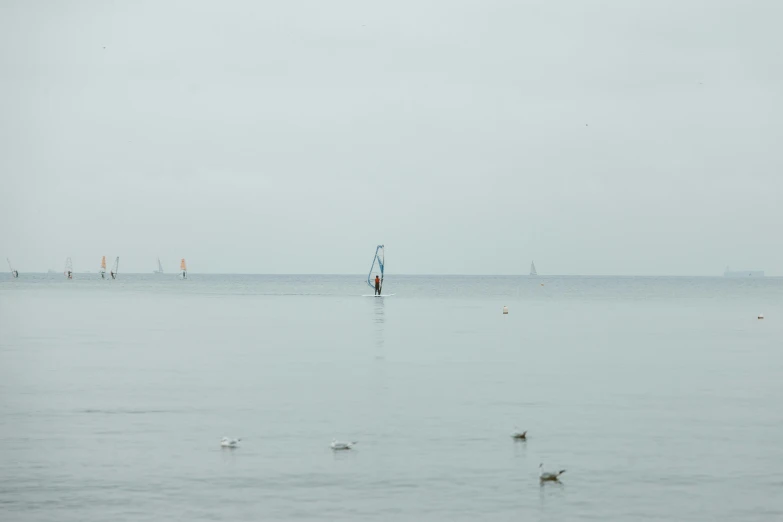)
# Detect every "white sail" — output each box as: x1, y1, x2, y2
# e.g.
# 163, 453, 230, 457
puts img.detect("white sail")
530, 261, 537, 276
154, 257, 164, 274
111, 257, 119, 279
65, 257, 73, 279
